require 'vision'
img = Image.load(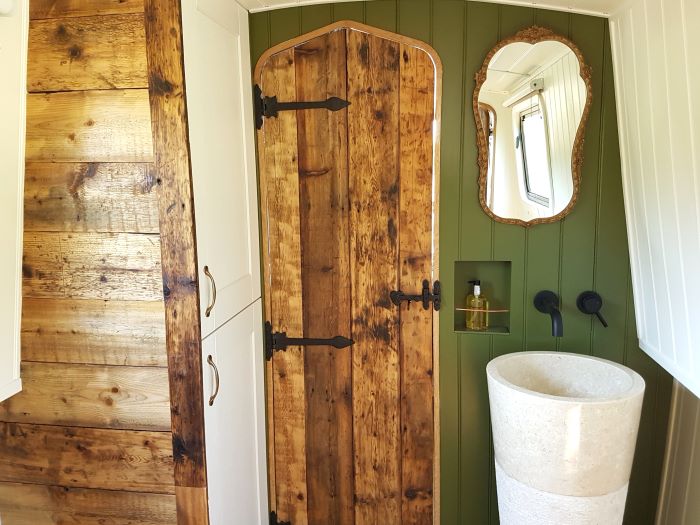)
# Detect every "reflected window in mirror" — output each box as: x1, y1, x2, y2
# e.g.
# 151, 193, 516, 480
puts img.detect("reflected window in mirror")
516, 95, 551, 208
474, 27, 592, 226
